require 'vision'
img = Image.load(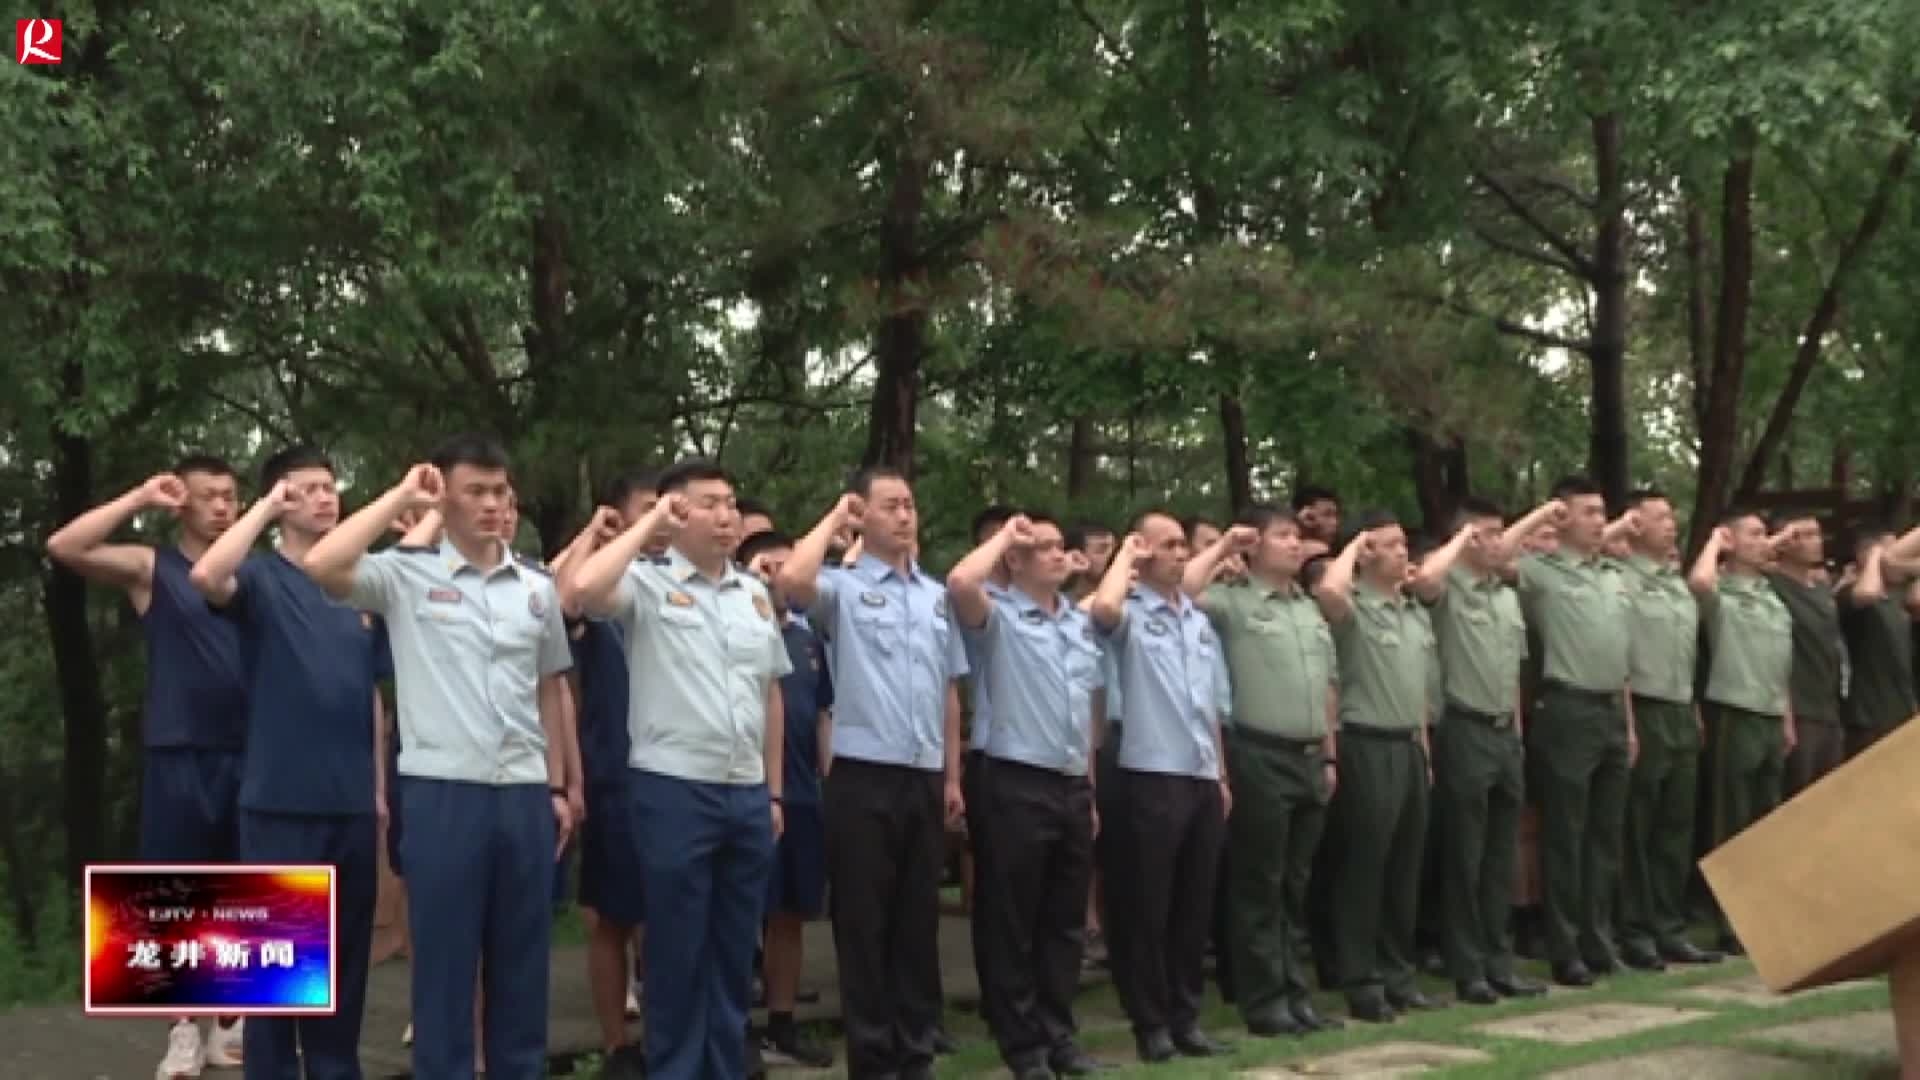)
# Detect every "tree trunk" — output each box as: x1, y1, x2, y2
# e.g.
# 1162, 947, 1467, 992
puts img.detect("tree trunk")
1587, 112, 1631, 508
861, 139, 932, 475
1683, 195, 1713, 434
1218, 393, 1252, 513
0, 779, 40, 947
46, 408, 110, 884
1066, 414, 1096, 501
1690, 149, 1756, 554
1407, 428, 1470, 534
